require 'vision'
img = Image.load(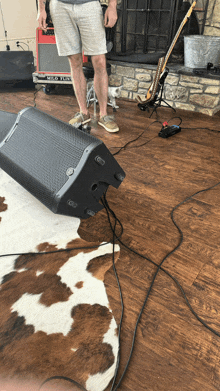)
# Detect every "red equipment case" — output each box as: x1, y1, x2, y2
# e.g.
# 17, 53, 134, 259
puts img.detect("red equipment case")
33, 28, 88, 93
